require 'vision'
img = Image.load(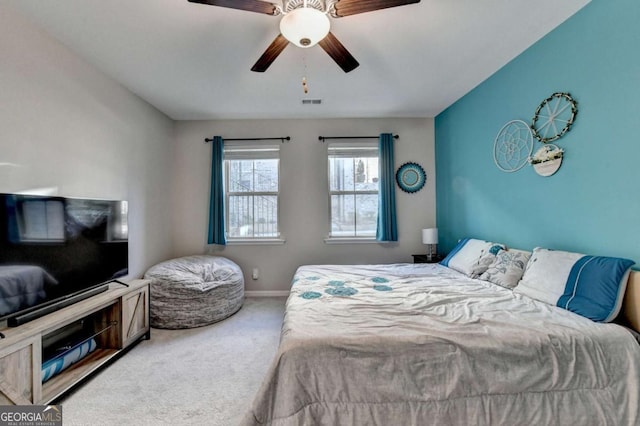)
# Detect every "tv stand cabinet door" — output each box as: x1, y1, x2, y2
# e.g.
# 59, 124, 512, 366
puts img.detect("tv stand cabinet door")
121, 285, 149, 348
0, 336, 41, 405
